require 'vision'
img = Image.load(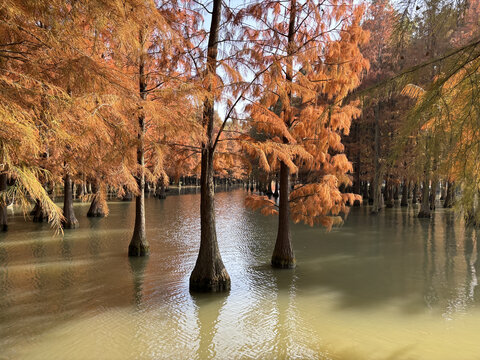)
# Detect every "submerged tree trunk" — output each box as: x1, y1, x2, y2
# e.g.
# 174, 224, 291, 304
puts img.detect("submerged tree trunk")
385, 183, 394, 208
62, 172, 79, 229
430, 179, 438, 211
190, 145, 230, 291
0, 173, 7, 231
271, 0, 296, 268
444, 181, 454, 208
157, 181, 166, 199
371, 104, 382, 214
87, 182, 107, 217
271, 161, 296, 268
128, 39, 149, 257
418, 181, 431, 218
412, 182, 418, 204
400, 180, 408, 207
32, 199, 48, 222
190, 0, 230, 292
